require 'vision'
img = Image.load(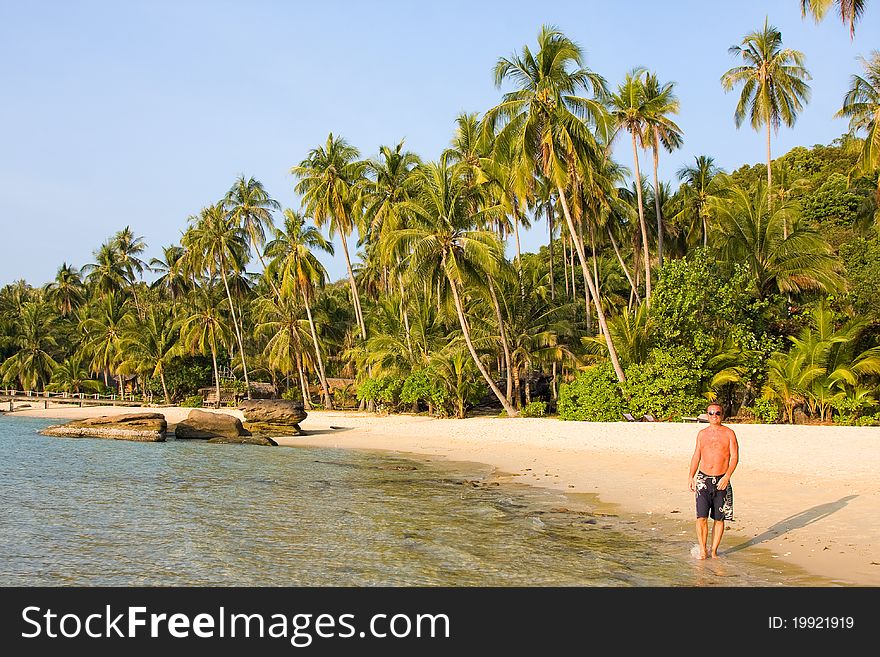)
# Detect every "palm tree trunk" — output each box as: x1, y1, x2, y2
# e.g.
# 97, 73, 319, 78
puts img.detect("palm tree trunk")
294, 348, 312, 410
590, 222, 603, 336
339, 231, 367, 340
513, 363, 521, 409
562, 234, 570, 298
557, 185, 627, 383
300, 286, 333, 409
487, 276, 514, 403
446, 272, 518, 417
652, 133, 664, 268
396, 263, 412, 353
160, 370, 170, 405
630, 132, 652, 304
209, 338, 221, 409
607, 224, 638, 301
580, 221, 592, 333
547, 201, 555, 300
767, 120, 779, 237
219, 265, 251, 400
